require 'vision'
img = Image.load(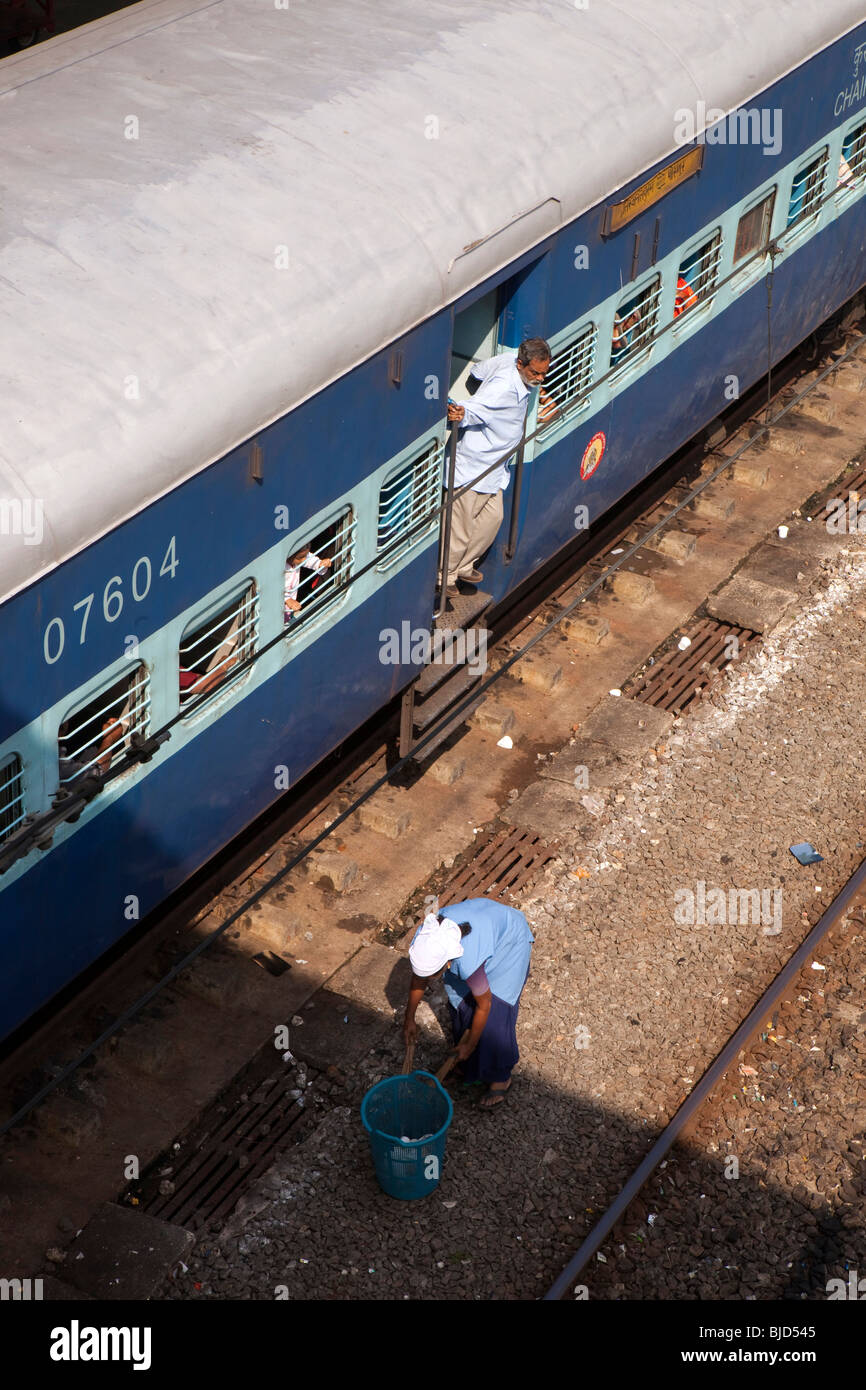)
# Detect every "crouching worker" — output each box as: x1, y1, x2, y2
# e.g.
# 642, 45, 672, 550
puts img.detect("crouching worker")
403, 897, 534, 1110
